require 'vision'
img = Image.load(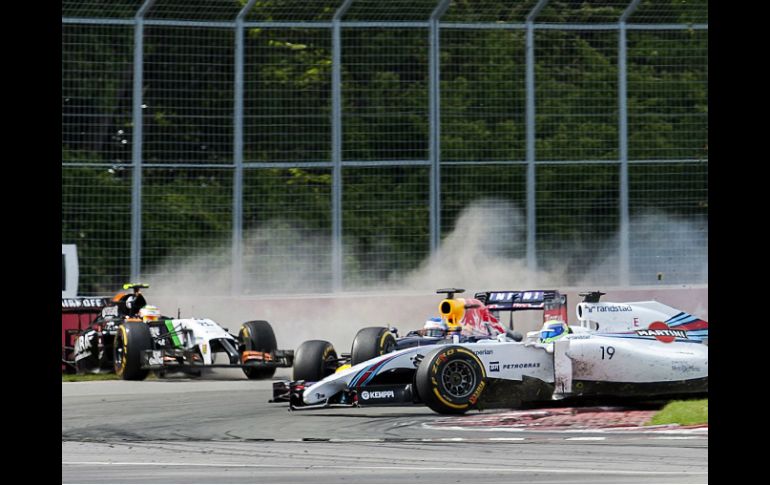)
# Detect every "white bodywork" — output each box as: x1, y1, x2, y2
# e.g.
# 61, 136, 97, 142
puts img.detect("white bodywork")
147, 318, 237, 365
574, 300, 706, 340
302, 300, 708, 405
